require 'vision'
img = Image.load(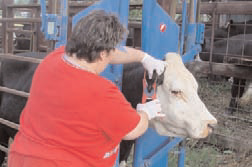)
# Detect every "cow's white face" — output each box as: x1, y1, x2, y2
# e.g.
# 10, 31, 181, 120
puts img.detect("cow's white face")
150, 53, 217, 138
